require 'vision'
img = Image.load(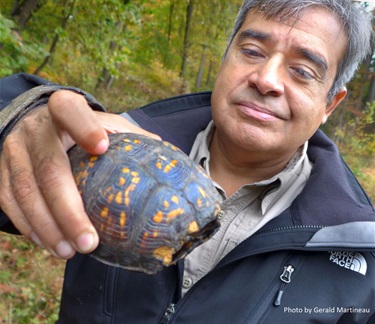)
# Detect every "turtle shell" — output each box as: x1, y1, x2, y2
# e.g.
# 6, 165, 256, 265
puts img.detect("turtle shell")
68, 133, 221, 274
